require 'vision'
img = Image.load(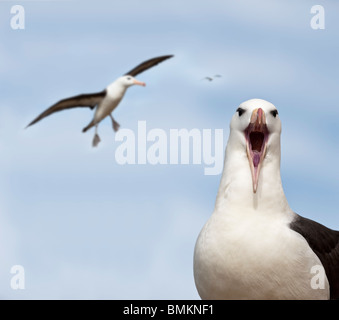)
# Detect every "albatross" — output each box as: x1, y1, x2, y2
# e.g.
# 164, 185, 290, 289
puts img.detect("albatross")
194, 98, 339, 299
26, 55, 174, 147
202, 75, 222, 81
